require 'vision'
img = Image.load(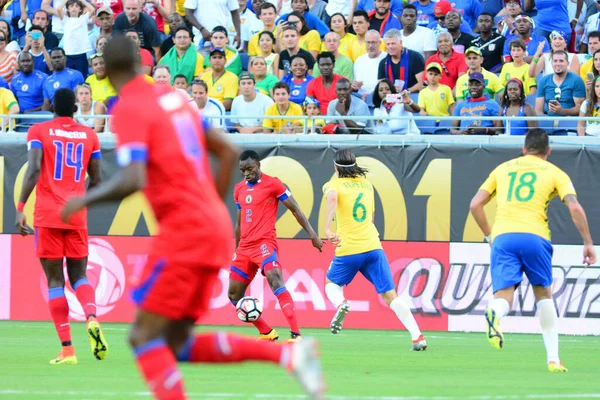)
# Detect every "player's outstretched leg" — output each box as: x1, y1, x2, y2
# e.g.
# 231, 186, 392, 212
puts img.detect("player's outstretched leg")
42, 259, 77, 365
265, 267, 301, 341
382, 291, 427, 351
325, 281, 350, 334
533, 286, 567, 372
67, 258, 108, 360
485, 296, 510, 350
228, 278, 278, 341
